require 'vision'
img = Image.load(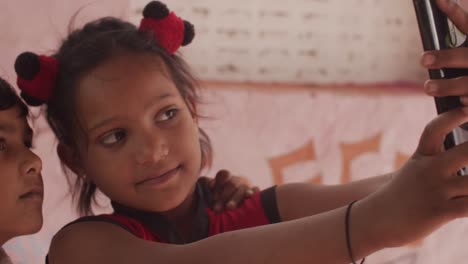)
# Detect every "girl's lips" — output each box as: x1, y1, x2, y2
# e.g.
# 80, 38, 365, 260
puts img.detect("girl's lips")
137, 165, 181, 187
19, 185, 44, 202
